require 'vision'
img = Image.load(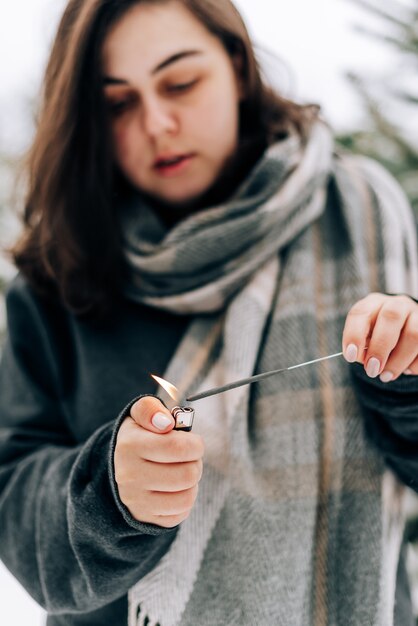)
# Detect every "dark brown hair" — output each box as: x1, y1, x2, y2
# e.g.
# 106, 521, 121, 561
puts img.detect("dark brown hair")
11, 0, 318, 316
